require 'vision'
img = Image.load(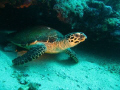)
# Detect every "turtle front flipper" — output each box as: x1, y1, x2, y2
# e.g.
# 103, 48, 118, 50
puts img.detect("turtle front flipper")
12, 44, 46, 65
65, 48, 79, 63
